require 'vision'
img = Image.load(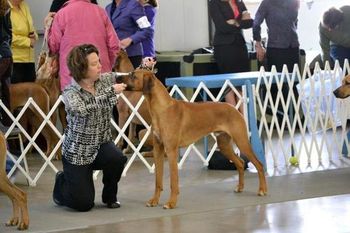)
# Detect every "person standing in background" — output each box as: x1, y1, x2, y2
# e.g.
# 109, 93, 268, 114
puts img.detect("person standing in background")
48, 0, 120, 91
138, 0, 158, 68
209, 0, 253, 109
0, 0, 12, 126
44, 0, 98, 36
9, 0, 38, 83
49, 0, 98, 13
253, 0, 300, 123
253, 0, 300, 71
319, 6, 350, 68
106, 0, 153, 69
